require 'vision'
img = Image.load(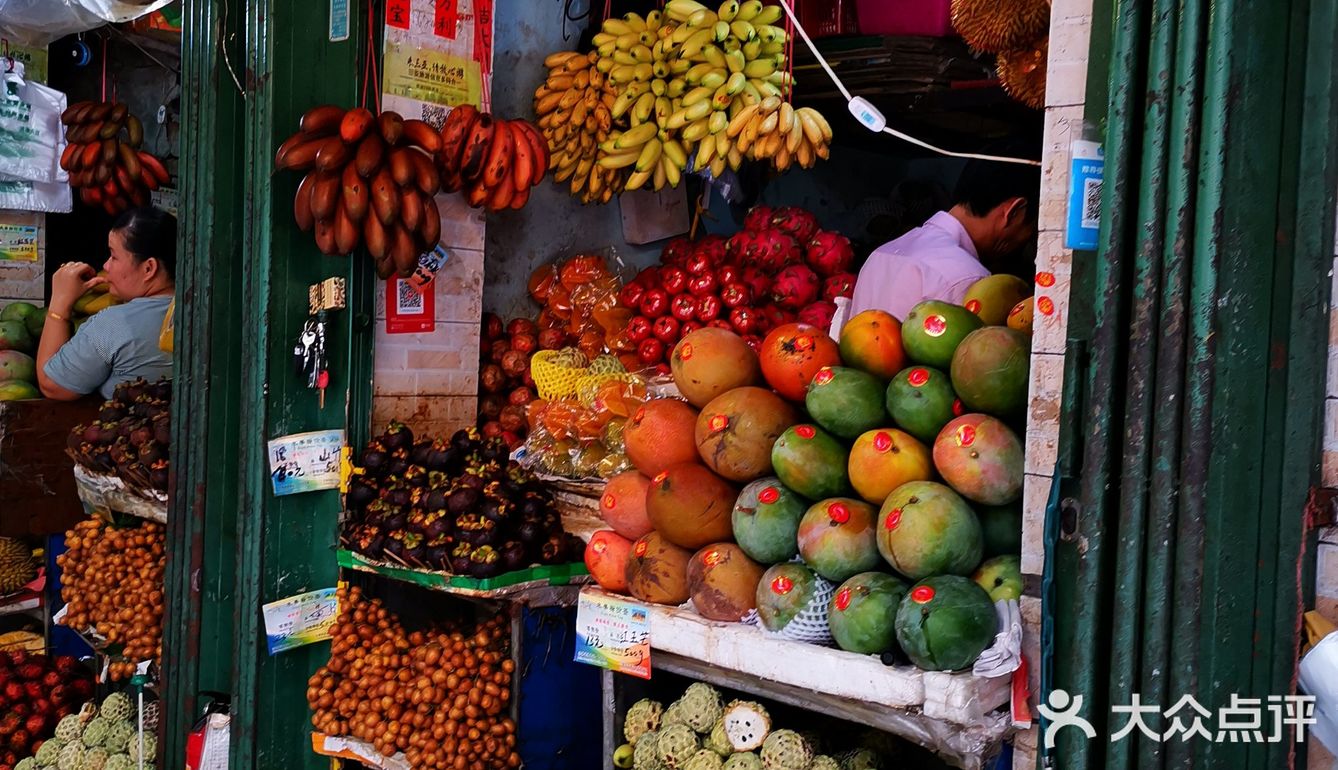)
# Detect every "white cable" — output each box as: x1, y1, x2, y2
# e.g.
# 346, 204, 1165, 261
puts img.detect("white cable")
773, 0, 1043, 168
